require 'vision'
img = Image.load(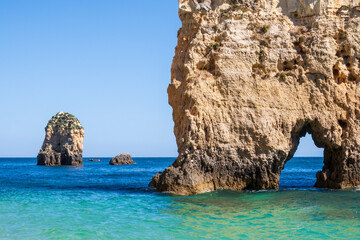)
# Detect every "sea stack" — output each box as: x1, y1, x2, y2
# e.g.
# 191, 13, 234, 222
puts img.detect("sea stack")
150, 0, 360, 195
109, 153, 134, 165
37, 112, 84, 166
